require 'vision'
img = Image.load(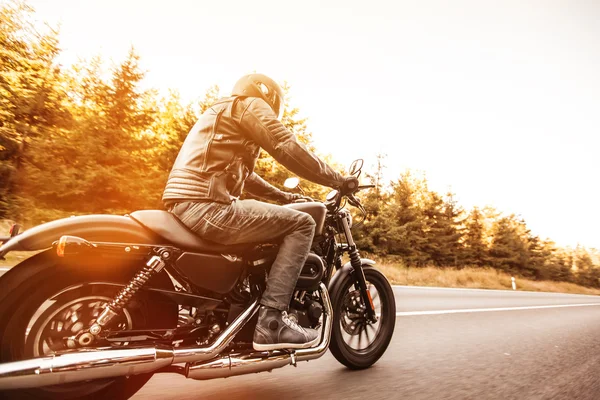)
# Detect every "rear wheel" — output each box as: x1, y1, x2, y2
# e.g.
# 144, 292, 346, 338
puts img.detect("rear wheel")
329, 266, 396, 369
0, 254, 177, 400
